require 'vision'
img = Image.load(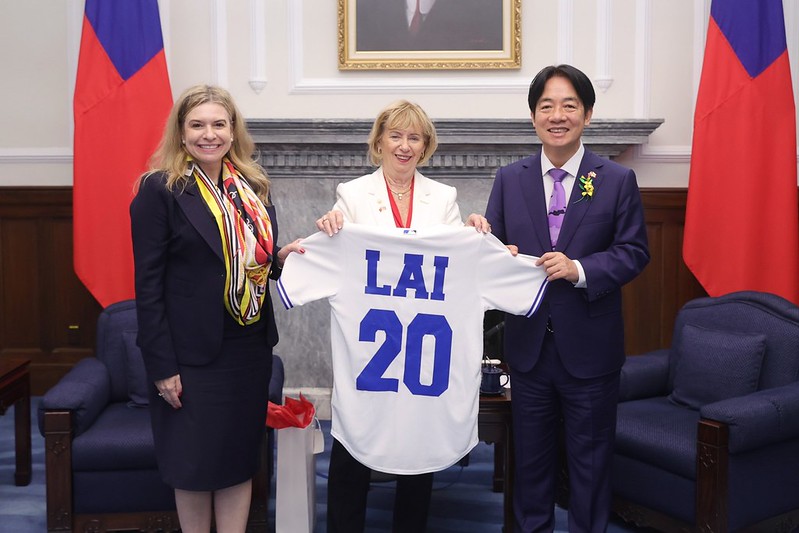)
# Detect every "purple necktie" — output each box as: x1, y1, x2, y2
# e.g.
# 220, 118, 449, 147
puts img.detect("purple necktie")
547, 168, 568, 248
